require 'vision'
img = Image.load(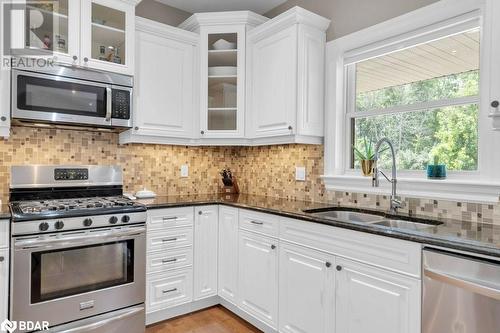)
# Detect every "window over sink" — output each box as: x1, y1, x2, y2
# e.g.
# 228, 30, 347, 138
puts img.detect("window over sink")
323, 0, 500, 202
